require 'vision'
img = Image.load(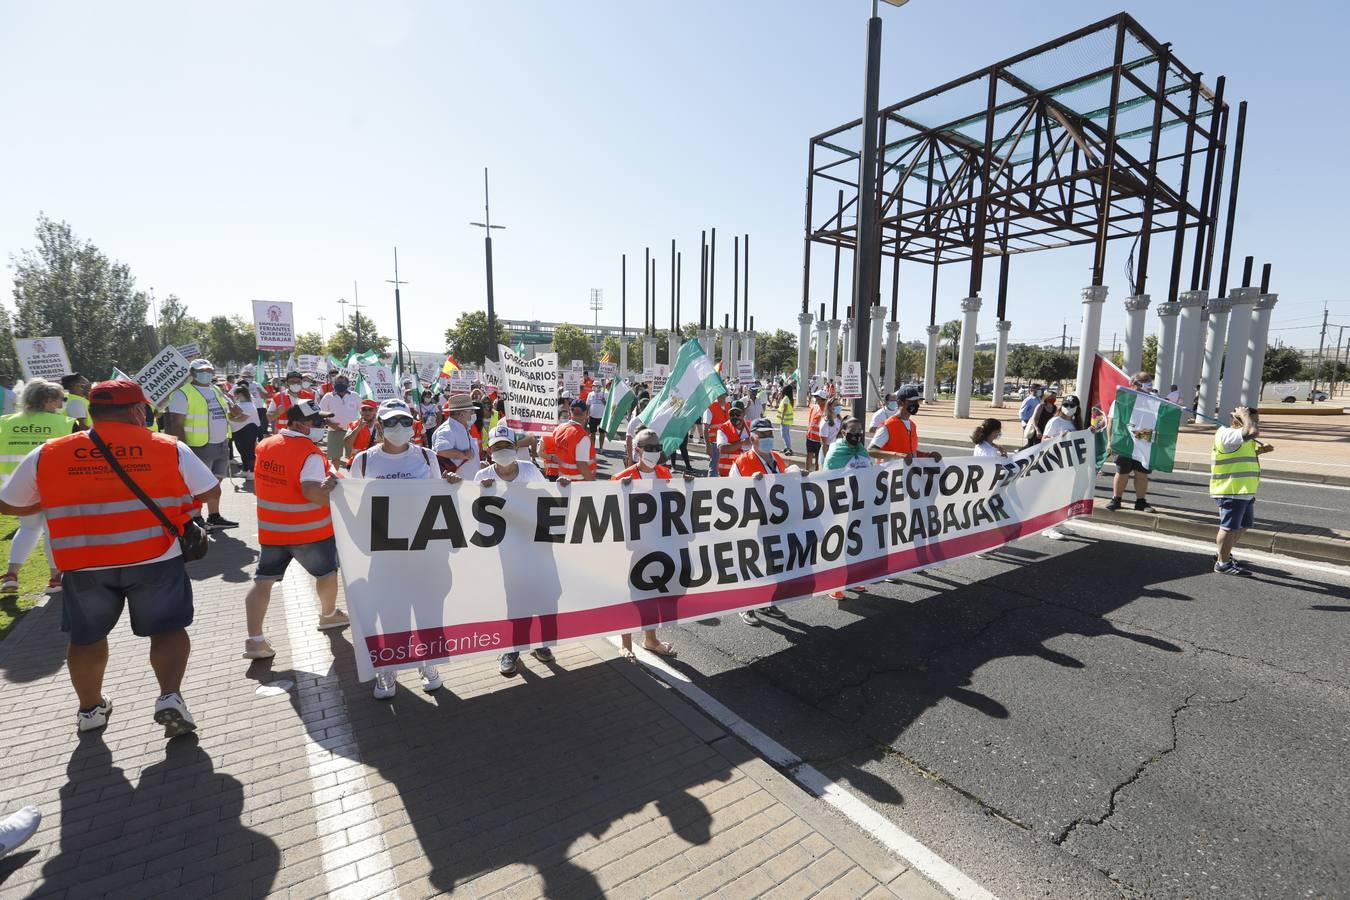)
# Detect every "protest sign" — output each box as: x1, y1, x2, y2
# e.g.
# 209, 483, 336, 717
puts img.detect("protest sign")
14, 337, 72, 381
652, 363, 670, 394
483, 359, 505, 393
298, 354, 324, 375
500, 345, 558, 433
598, 362, 617, 379
330, 431, 1098, 680
175, 342, 201, 362
417, 360, 440, 385
562, 370, 581, 394
736, 360, 754, 384
446, 370, 473, 392
359, 363, 400, 401
252, 300, 296, 351
133, 346, 192, 407
841, 361, 862, 399
571, 359, 584, 372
